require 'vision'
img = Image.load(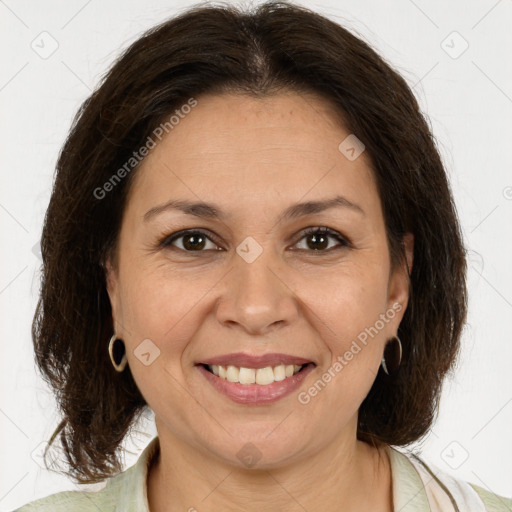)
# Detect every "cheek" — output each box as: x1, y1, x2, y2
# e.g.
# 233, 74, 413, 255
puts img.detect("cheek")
299, 279, 388, 427
310, 262, 390, 393
118, 263, 216, 356
116, 269, 198, 409
319, 261, 391, 338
